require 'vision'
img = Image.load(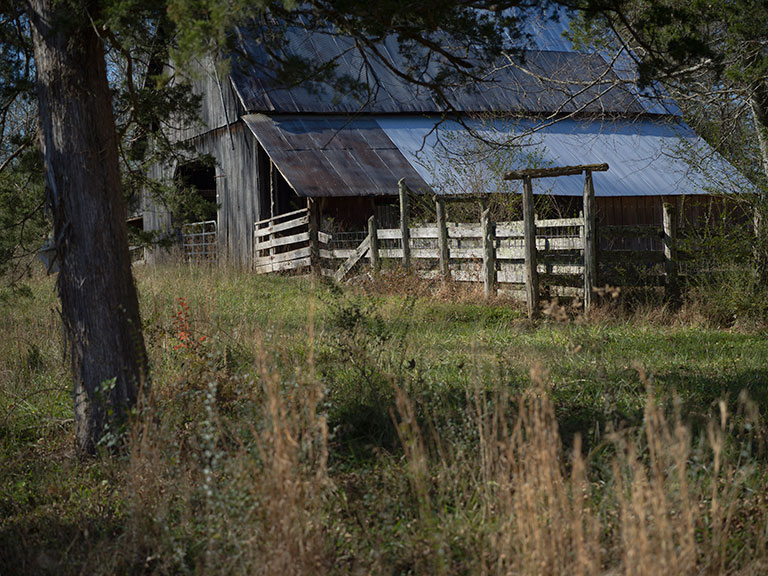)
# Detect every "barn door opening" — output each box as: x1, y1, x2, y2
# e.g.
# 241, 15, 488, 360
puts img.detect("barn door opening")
257, 144, 303, 220
175, 160, 218, 224
175, 160, 218, 261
